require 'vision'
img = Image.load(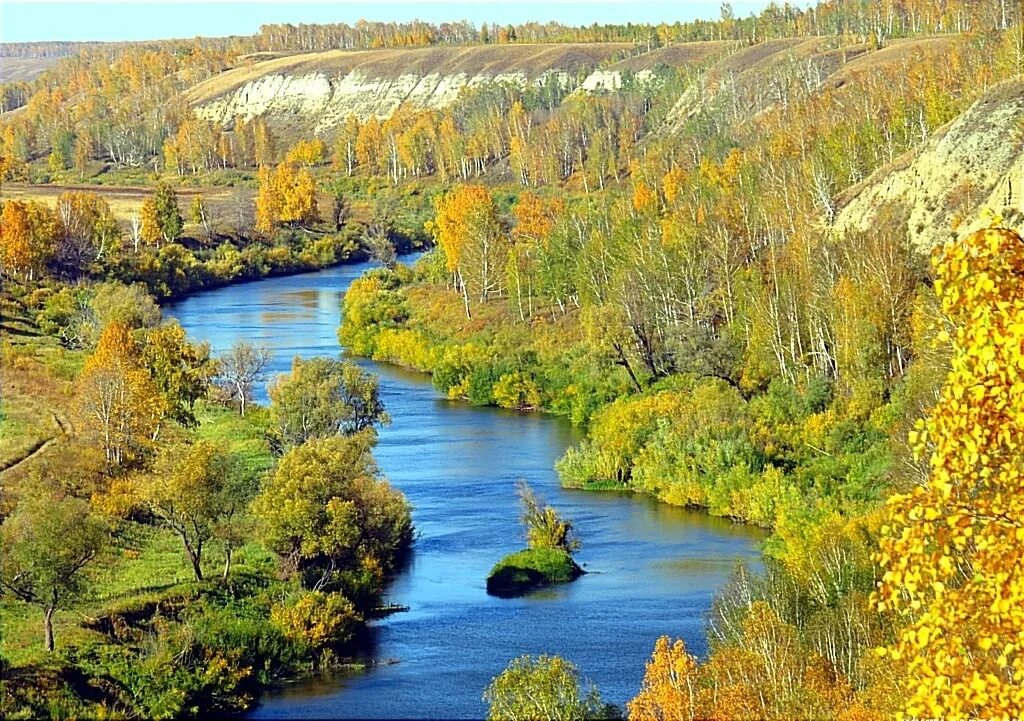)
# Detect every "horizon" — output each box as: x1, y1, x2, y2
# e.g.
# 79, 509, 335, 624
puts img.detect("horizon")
0, 1, 792, 44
